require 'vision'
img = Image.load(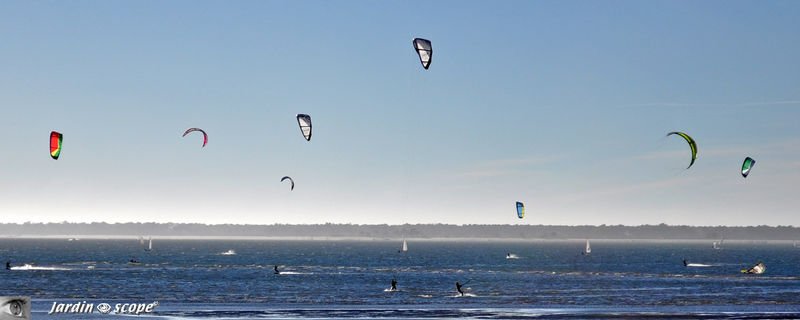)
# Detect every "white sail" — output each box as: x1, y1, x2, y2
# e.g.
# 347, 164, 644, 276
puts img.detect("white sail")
402, 239, 407, 252
147, 237, 152, 251
585, 240, 591, 254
